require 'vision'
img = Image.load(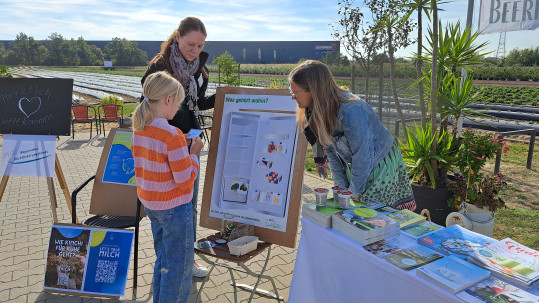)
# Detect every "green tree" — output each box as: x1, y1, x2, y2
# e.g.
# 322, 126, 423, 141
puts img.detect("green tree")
333, 0, 384, 101
212, 51, 239, 86
104, 38, 147, 66
76, 37, 101, 65
0, 43, 5, 64
89, 45, 104, 66
370, 0, 415, 132
504, 47, 539, 66
44, 32, 65, 65
8, 32, 42, 65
